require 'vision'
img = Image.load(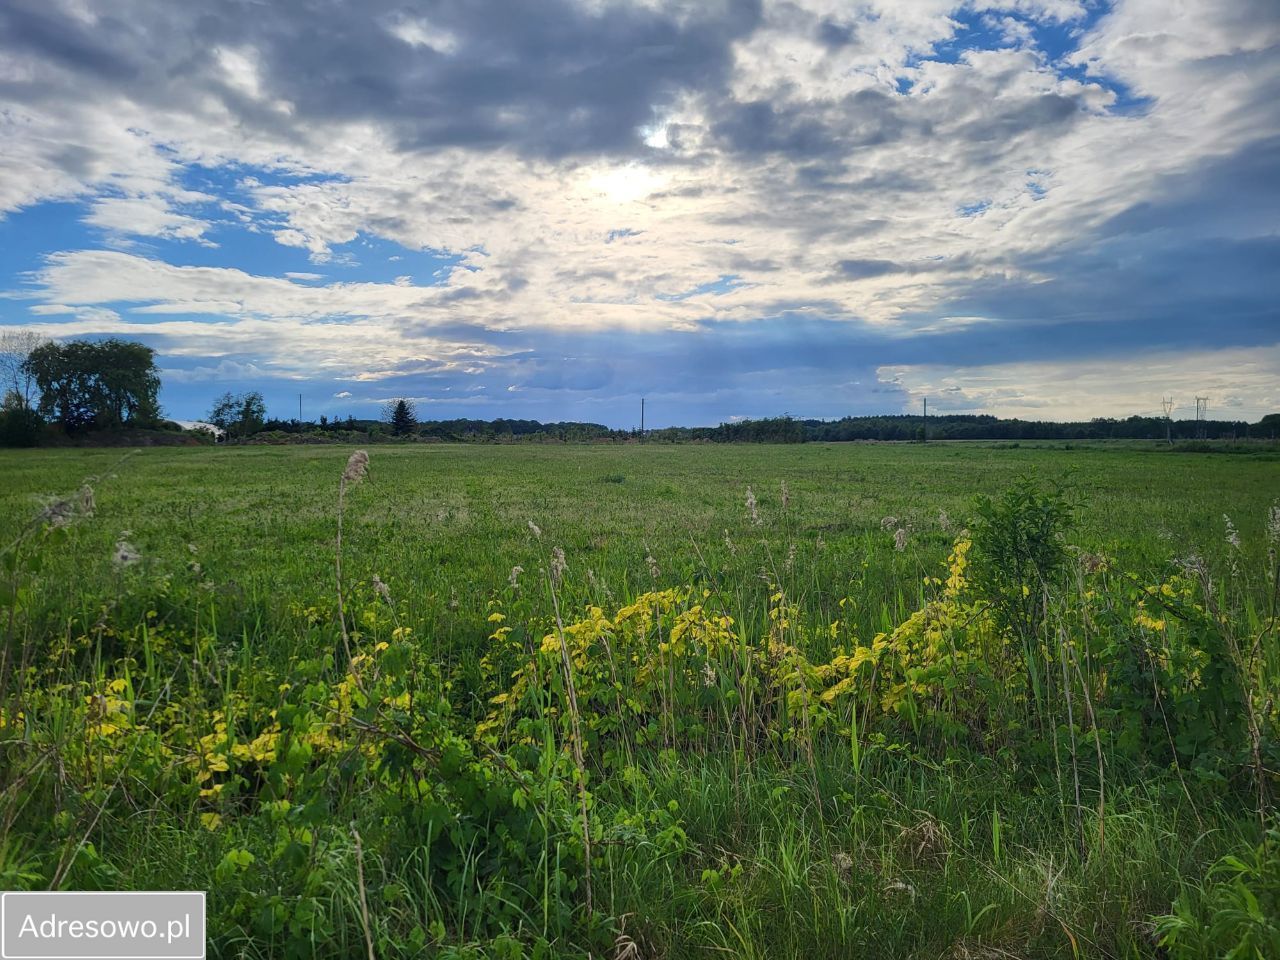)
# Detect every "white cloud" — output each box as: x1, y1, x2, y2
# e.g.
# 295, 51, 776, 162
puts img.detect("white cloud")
0, 0, 1274, 420
162, 359, 272, 383
84, 195, 213, 243
5, 2, 1266, 342
879, 345, 1280, 421
9, 250, 514, 381
384, 14, 459, 54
